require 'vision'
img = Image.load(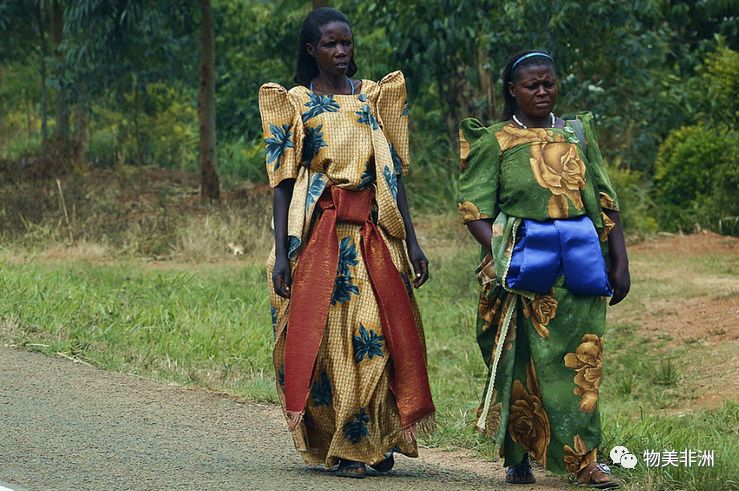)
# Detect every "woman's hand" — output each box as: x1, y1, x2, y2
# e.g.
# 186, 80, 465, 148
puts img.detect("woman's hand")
604, 209, 630, 306
407, 241, 429, 288
272, 252, 292, 299
394, 175, 428, 288
608, 260, 630, 306
272, 179, 295, 299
